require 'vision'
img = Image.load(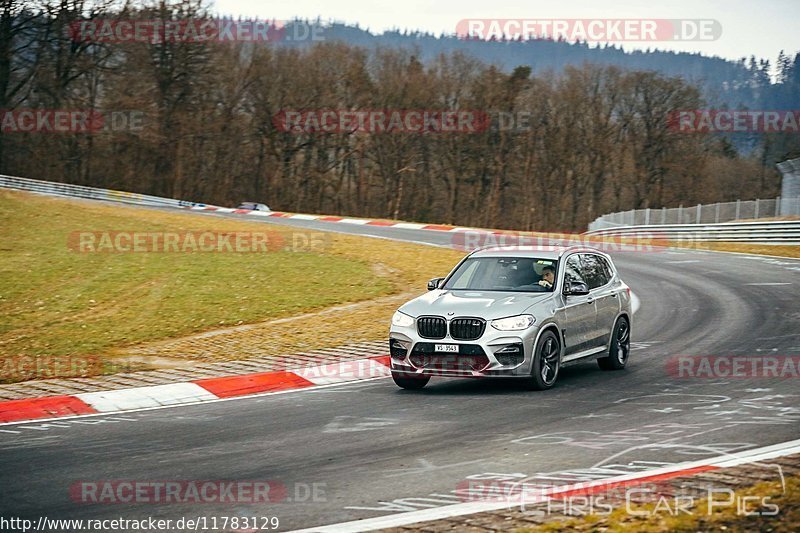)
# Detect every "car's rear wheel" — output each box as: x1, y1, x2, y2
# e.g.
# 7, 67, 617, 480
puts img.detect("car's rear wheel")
598, 316, 630, 371
392, 372, 430, 390
525, 330, 561, 390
